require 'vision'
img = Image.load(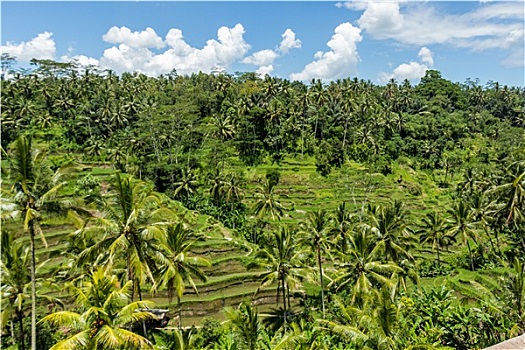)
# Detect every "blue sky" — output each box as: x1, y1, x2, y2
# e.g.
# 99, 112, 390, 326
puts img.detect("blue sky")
1, 1, 524, 86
